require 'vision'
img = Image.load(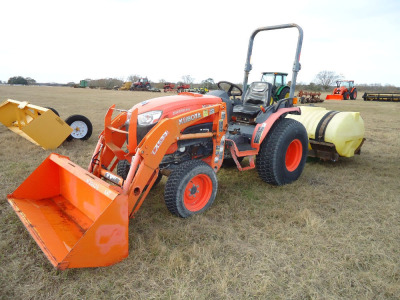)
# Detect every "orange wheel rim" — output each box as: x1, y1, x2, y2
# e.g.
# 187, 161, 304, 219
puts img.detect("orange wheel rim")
184, 174, 212, 211
285, 139, 302, 172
